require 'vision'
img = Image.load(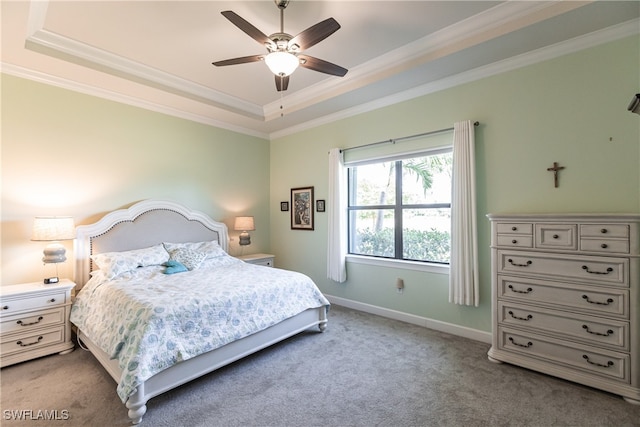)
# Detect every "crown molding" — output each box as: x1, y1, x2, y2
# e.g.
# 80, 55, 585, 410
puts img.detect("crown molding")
269, 18, 640, 140
0, 62, 269, 140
